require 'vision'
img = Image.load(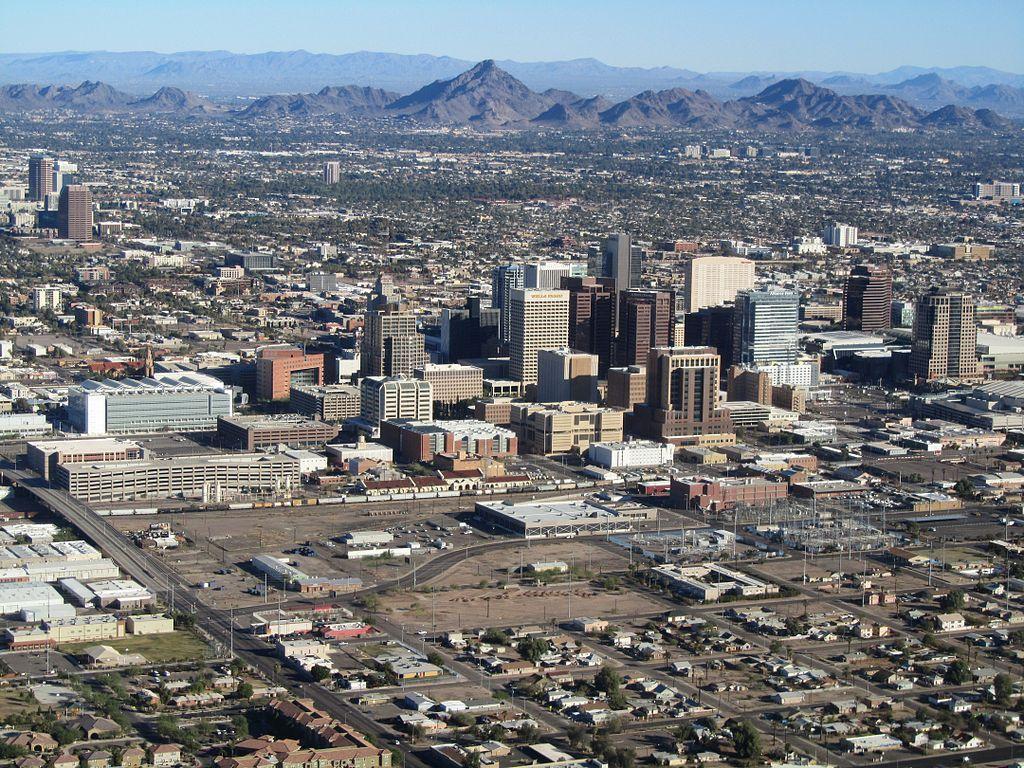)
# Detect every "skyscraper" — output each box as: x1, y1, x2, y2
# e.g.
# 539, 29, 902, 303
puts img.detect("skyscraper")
28, 155, 54, 202
822, 222, 858, 247
322, 161, 341, 183
631, 346, 733, 444
682, 255, 755, 312
910, 289, 978, 381
361, 309, 428, 377
562, 276, 616, 375
536, 348, 599, 403
617, 289, 675, 367
491, 263, 524, 343
843, 264, 893, 332
57, 184, 93, 241
733, 288, 800, 365
52, 160, 79, 194
684, 305, 736, 370
588, 233, 642, 291
509, 289, 569, 386
523, 260, 586, 290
